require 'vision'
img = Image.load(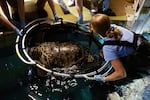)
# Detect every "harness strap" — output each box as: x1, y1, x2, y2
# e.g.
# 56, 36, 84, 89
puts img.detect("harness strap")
103, 32, 139, 49
132, 32, 140, 48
